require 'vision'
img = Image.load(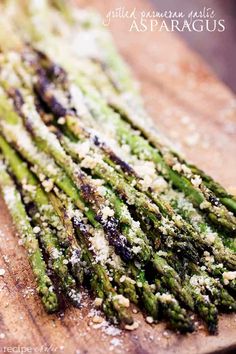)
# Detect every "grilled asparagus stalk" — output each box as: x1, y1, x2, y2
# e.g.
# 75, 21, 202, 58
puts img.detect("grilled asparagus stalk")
0, 157, 59, 312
